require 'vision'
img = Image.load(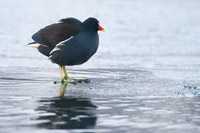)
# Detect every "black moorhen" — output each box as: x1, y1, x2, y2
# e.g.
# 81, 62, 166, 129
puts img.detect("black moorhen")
28, 17, 105, 84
